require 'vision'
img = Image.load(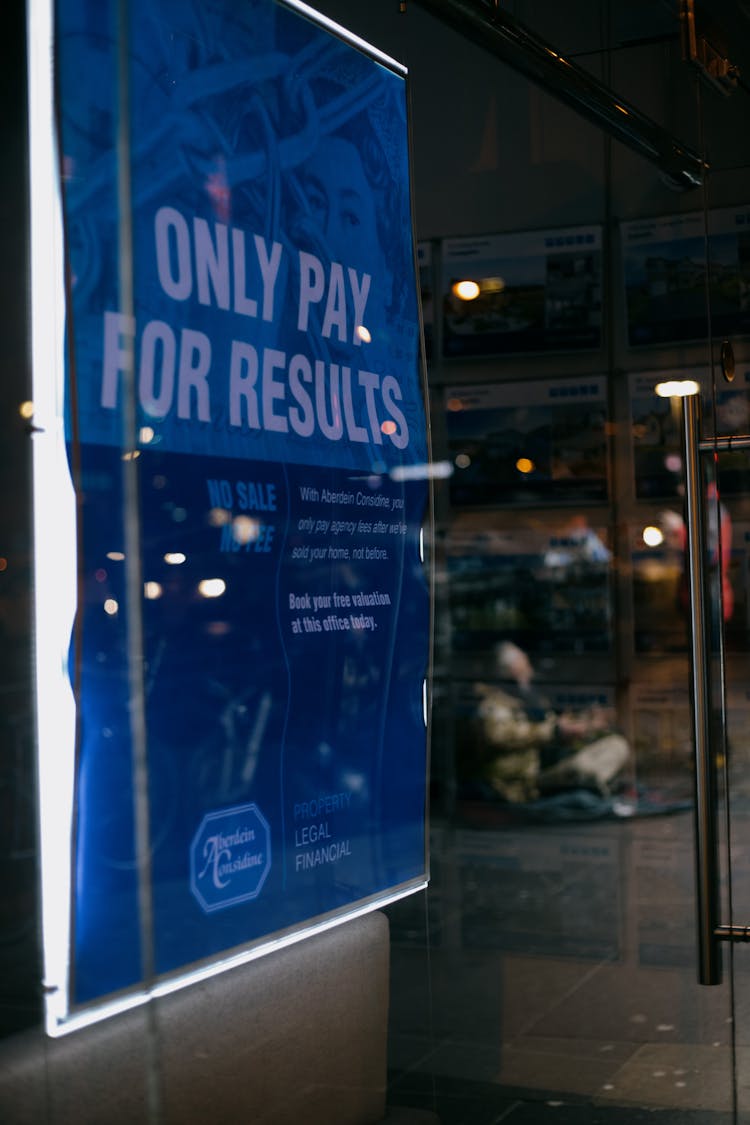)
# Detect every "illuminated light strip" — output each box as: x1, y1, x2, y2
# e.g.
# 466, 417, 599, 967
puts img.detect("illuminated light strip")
47, 879, 427, 1037
27, 0, 79, 1034
279, 0, 407, 76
